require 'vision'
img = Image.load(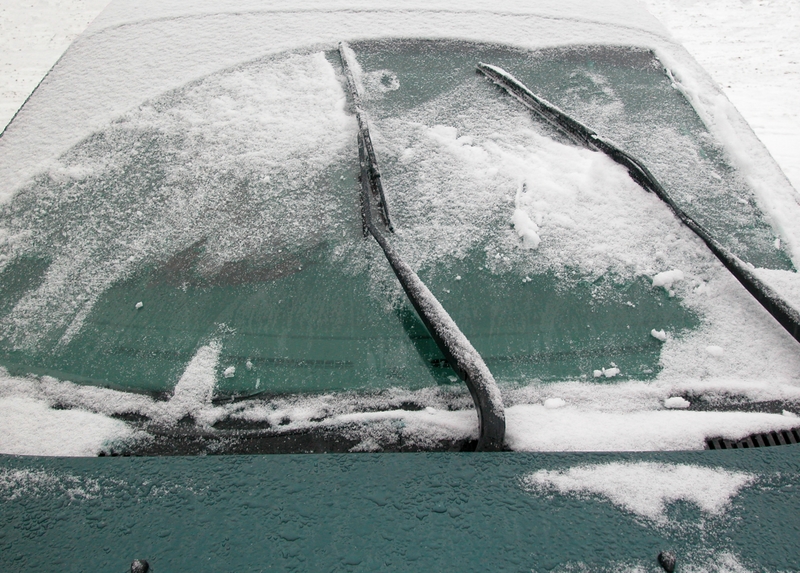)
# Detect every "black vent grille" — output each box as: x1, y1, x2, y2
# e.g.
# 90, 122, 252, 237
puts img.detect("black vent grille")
706, 428, 800, 450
